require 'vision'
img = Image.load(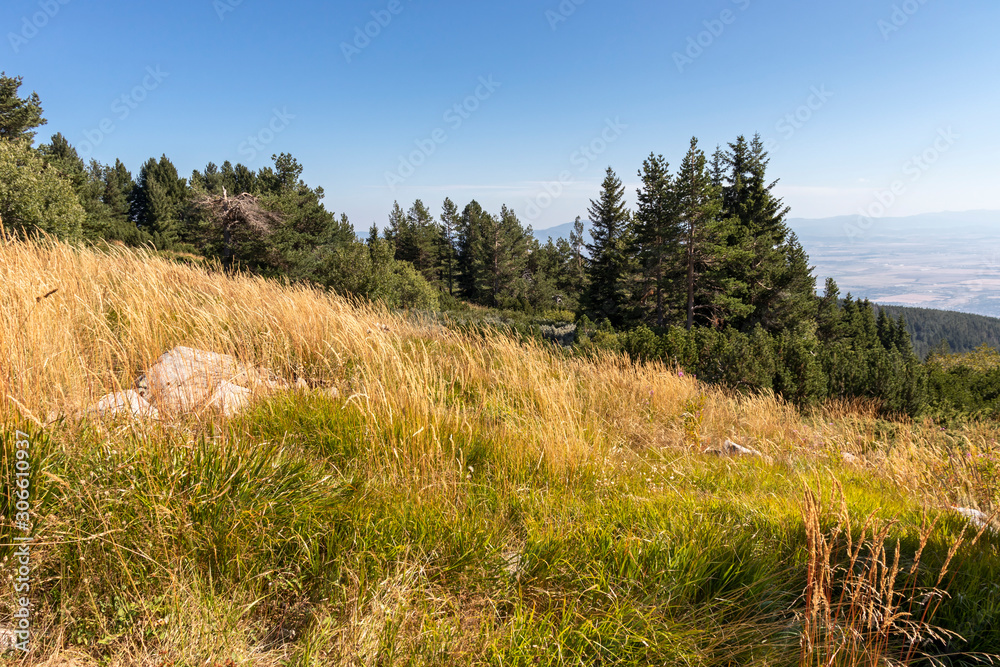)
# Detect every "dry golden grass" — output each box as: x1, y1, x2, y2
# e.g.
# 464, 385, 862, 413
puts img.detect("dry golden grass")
3, 234, 998, 505
0, 233, 813, 476
4, 235, 1000, 666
